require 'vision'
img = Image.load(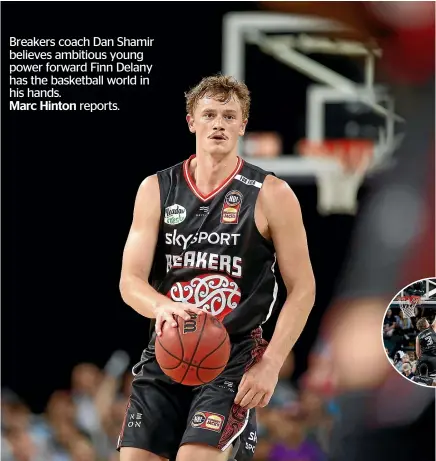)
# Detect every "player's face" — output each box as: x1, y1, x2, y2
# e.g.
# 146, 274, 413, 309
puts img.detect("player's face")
187, 95, 247, 156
